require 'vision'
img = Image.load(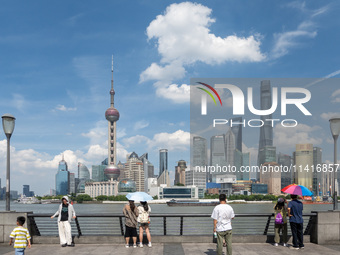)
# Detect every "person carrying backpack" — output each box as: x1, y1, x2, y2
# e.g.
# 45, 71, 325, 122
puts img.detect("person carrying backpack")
137, 201, 152, 248
274, 197, 288, 247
